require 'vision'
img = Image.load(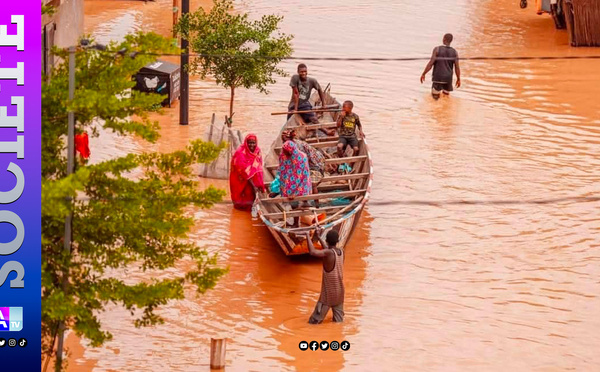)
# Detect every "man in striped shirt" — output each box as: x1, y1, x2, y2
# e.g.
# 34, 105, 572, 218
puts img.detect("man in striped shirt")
305, 228, 345, 324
